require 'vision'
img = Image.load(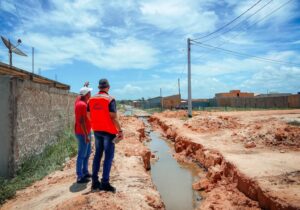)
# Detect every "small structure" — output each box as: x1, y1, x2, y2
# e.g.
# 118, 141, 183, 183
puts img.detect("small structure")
215, 90, 254, 98
162, 94, 181, 109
